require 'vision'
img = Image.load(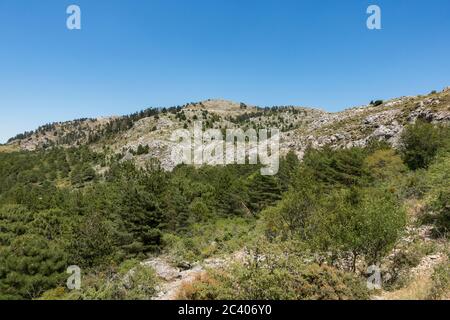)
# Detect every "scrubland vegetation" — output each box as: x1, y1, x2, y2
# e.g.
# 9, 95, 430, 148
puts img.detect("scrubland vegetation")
0, 120, 448, 300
